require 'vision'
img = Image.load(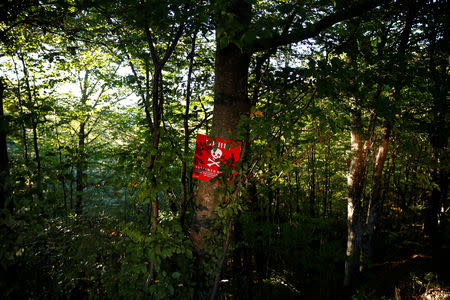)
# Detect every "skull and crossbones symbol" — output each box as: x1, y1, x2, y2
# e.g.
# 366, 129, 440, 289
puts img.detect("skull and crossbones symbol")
207, 148, 222, 167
